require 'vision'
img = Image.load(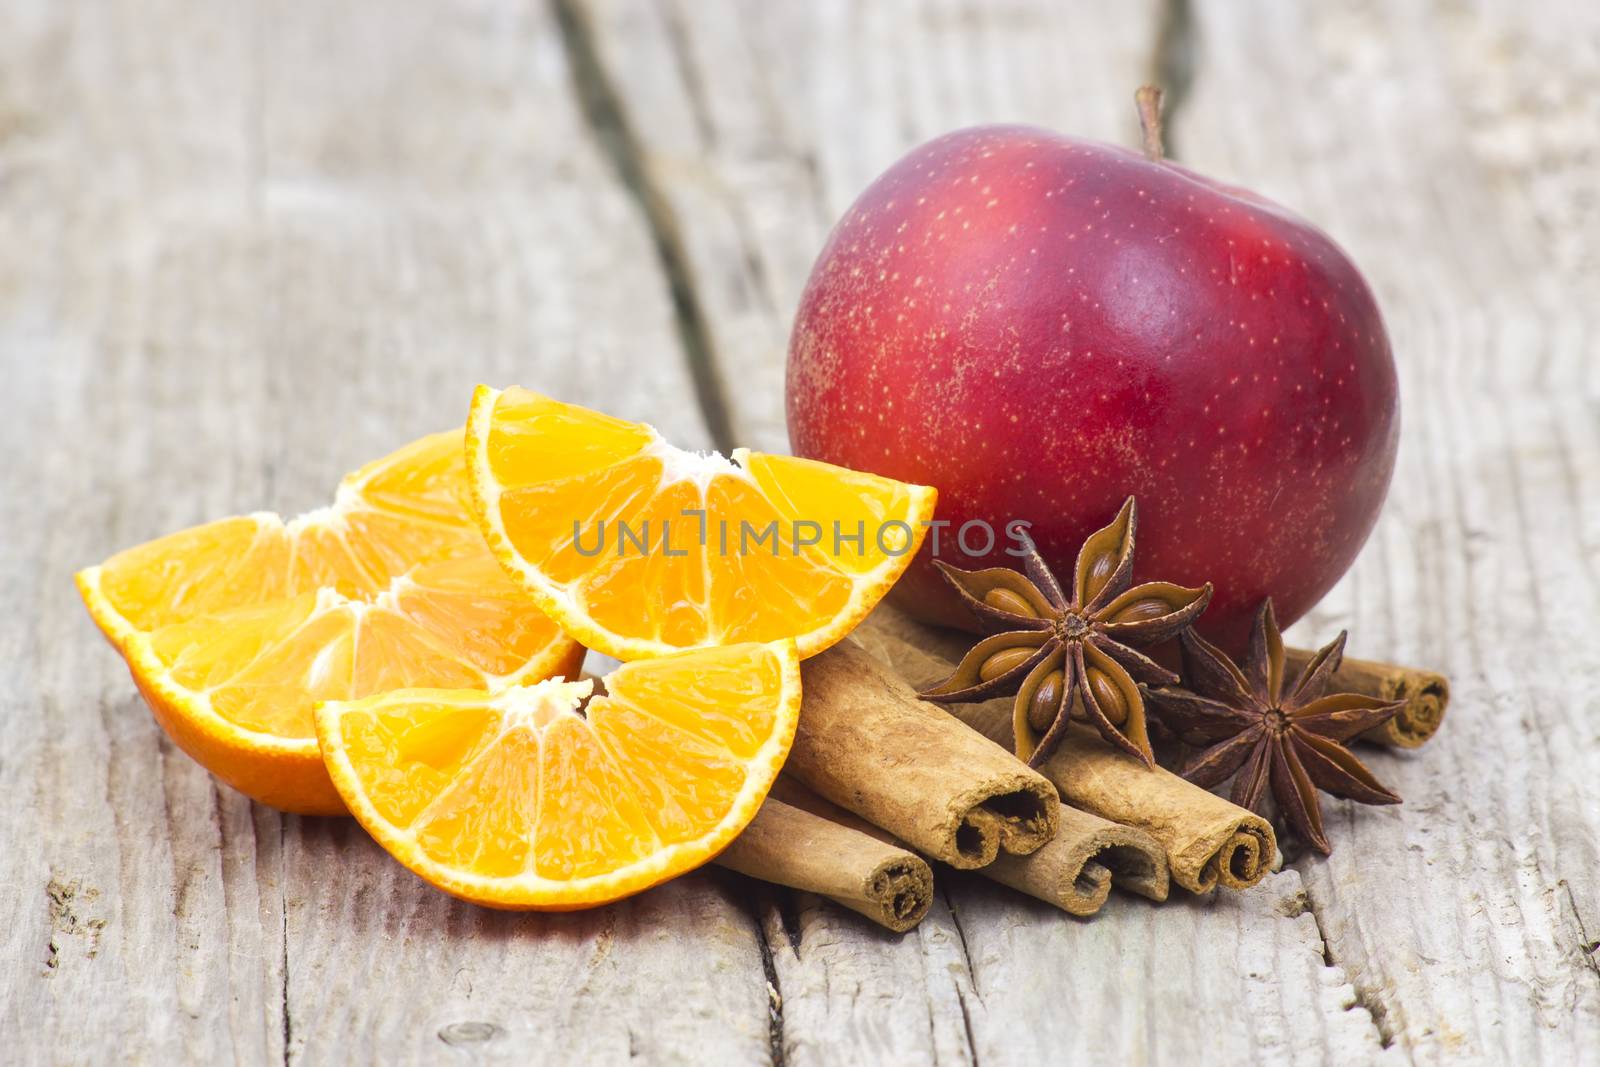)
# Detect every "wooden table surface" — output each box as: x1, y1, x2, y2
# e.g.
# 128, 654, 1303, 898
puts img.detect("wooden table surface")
4, 2, 1597, 1063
